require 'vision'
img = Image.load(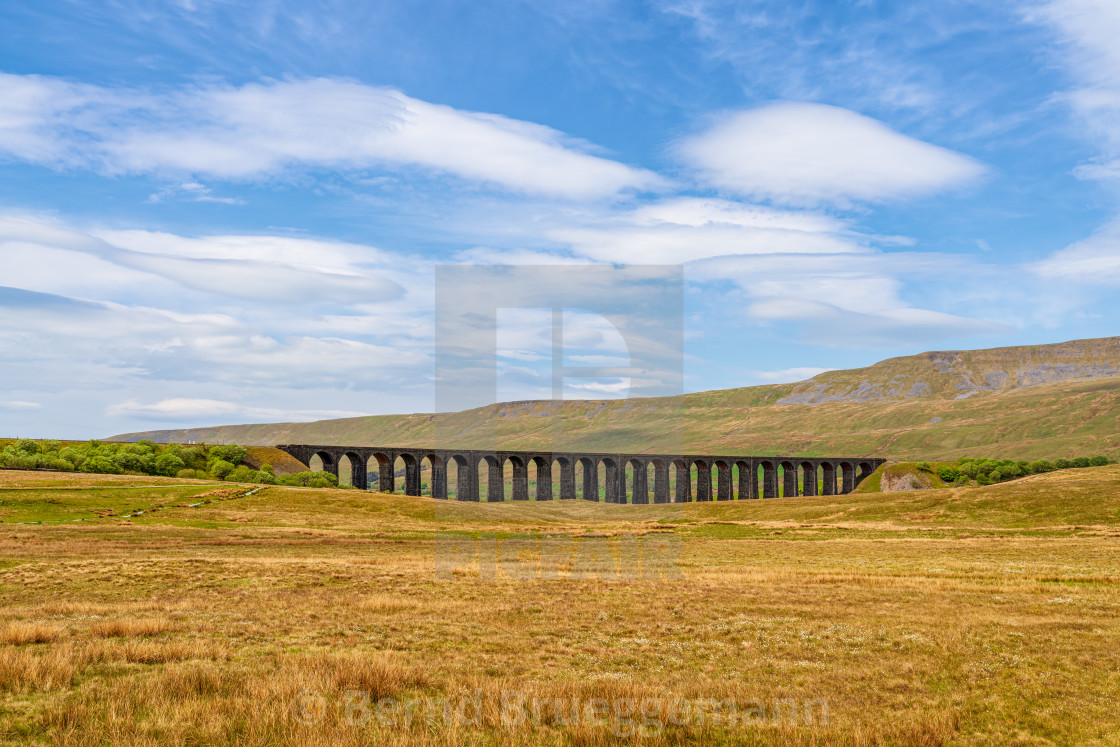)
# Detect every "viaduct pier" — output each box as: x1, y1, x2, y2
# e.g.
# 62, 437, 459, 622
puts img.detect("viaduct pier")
278, 445, 885, 503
